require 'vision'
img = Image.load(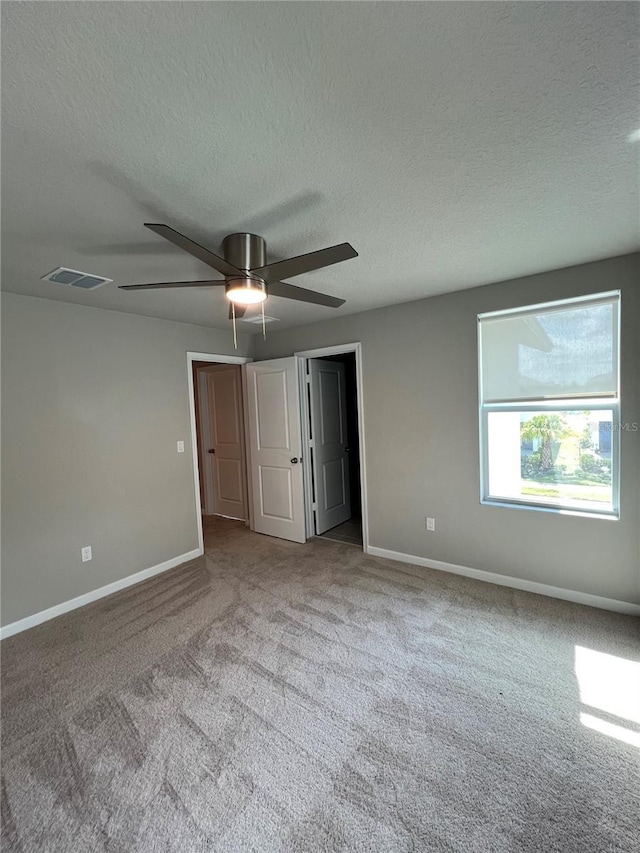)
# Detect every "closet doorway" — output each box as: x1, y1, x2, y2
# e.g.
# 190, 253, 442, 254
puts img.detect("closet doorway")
186, 352, 252, 555
296, 343, 368, 550
193, 362, 248, 521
